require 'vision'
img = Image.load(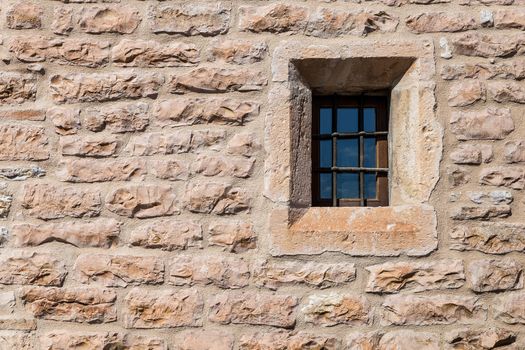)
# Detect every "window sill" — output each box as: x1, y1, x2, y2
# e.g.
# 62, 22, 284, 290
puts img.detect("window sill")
269, 205, 437, 257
